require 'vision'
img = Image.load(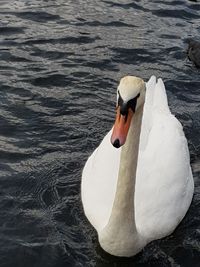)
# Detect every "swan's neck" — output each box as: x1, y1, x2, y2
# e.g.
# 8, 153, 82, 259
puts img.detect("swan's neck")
99, 105, 144, 257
